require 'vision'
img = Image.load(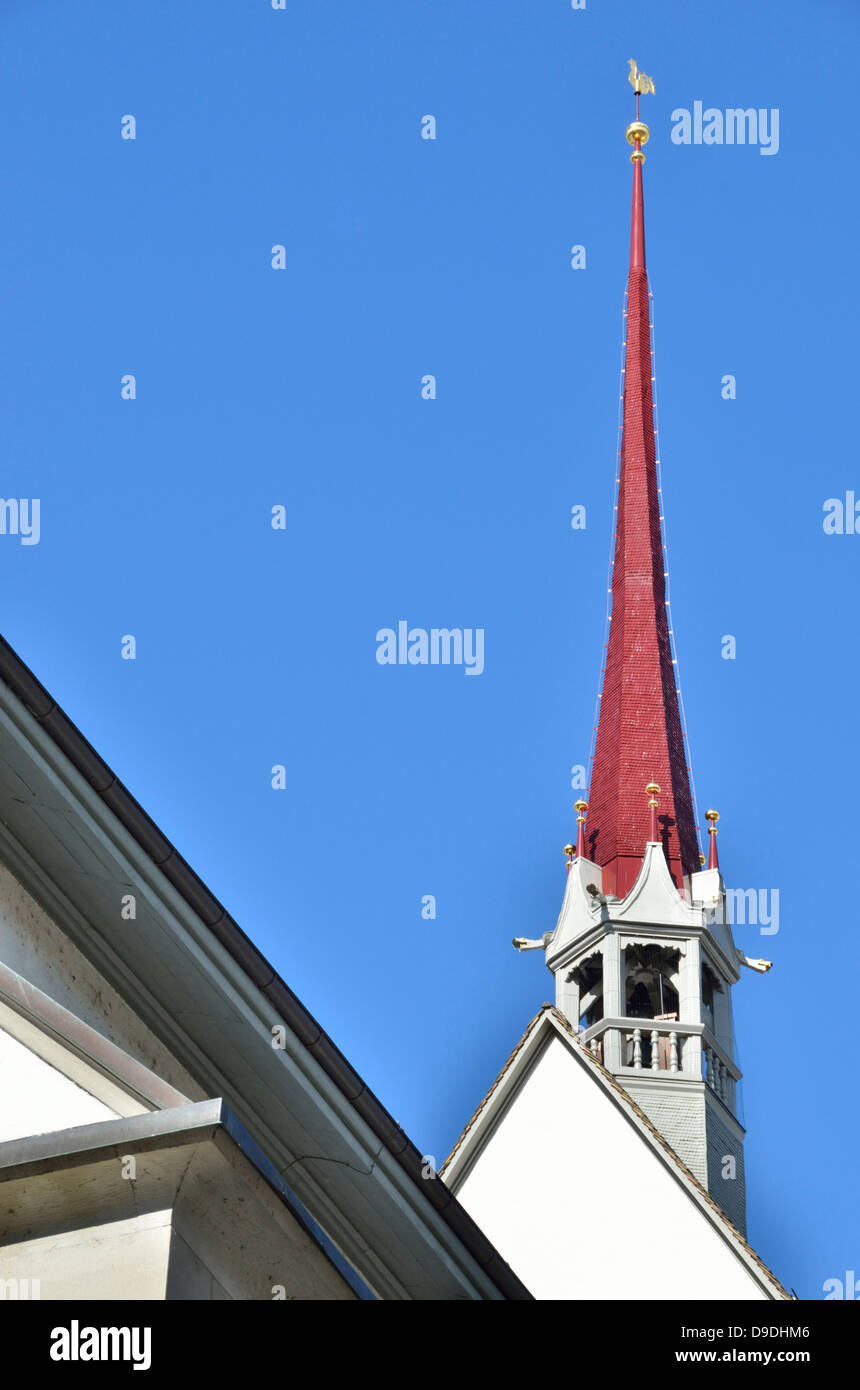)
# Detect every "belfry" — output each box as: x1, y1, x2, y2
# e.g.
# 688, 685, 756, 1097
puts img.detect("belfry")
441, 66, 784, 1300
